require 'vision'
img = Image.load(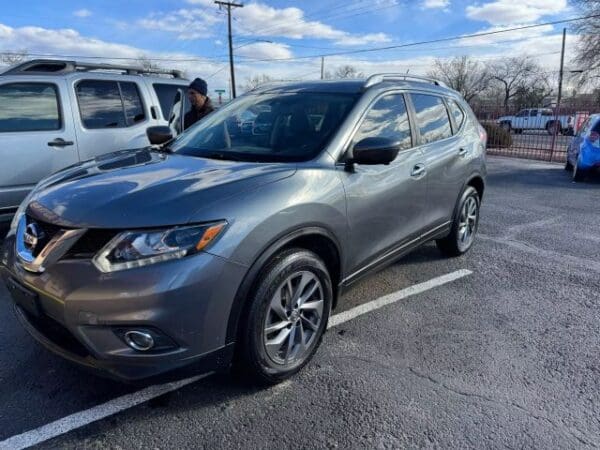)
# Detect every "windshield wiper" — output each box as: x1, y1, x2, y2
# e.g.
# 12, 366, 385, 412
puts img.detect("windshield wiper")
199, 151, 244, 161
